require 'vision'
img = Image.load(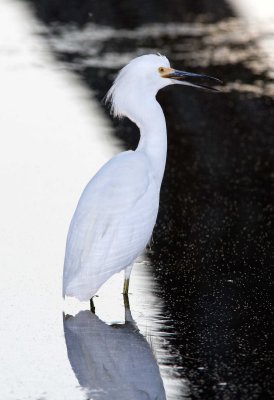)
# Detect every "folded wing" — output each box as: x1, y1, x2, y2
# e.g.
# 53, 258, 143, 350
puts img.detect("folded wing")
63, 151, 159, 300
